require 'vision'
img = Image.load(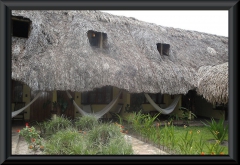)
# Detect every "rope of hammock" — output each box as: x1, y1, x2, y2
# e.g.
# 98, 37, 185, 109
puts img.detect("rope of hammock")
12, 92, 42, 118
66, 90, 122, 119
144, 94, 181, 115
